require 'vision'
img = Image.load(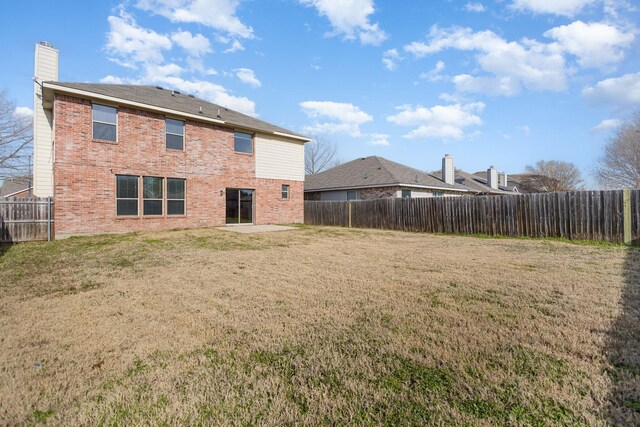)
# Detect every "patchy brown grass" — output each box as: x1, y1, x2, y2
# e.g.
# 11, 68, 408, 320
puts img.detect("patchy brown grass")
0, 225, 638, 425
